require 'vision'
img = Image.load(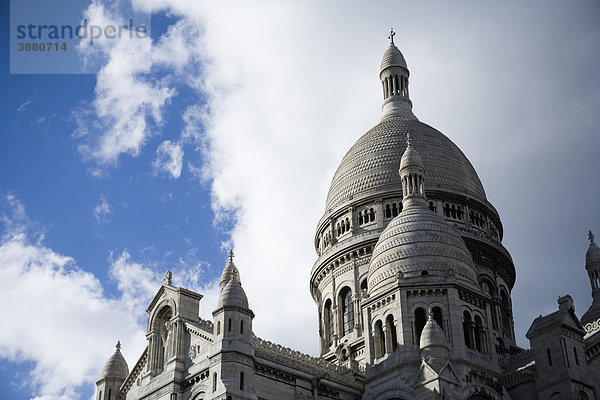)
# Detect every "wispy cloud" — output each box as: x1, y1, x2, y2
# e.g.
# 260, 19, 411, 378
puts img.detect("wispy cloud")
93, 195, 112, 224
153, 140, 184, 179
17, 98, 35, 113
